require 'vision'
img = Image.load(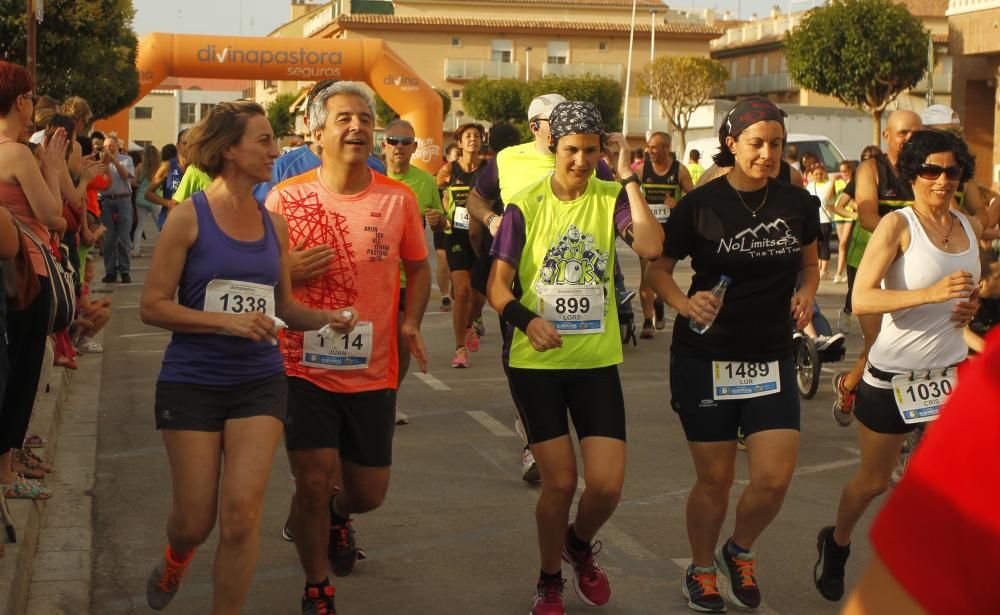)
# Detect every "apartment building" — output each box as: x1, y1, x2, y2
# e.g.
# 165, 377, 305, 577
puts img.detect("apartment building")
256, 0, 727, 139
710, 1, 953, 113
948, 0, 1000, 186
128, 77, 251, 150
